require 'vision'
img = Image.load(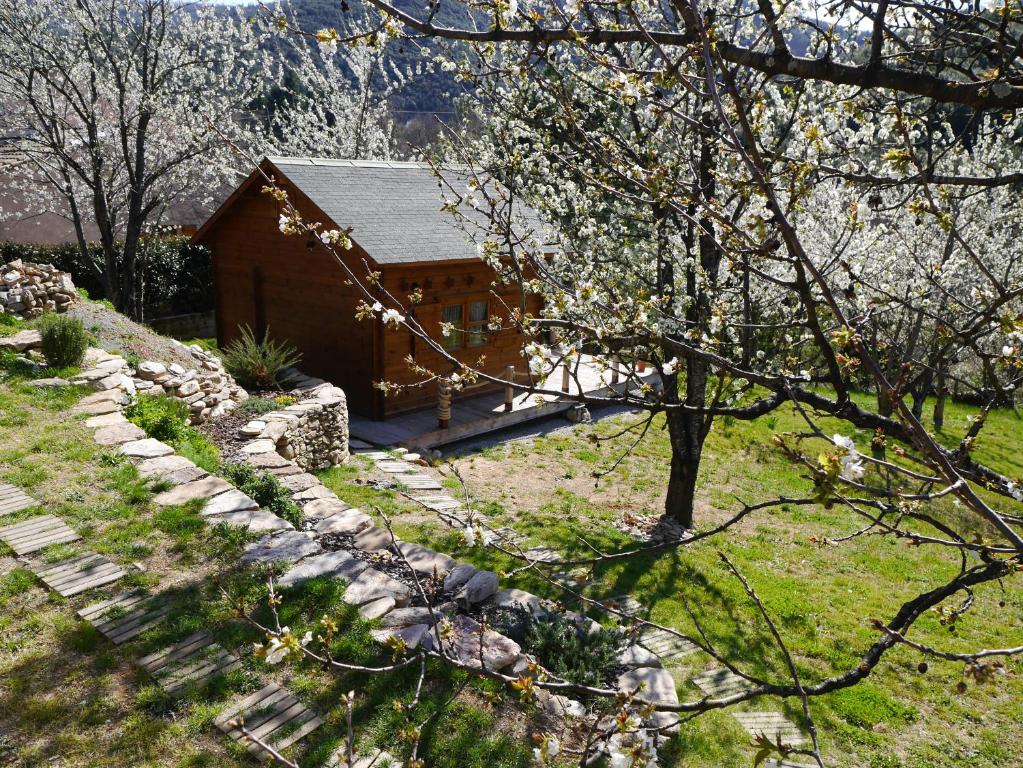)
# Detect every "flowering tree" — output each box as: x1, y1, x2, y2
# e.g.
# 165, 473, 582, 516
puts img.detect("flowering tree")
0, 0, 269, 318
